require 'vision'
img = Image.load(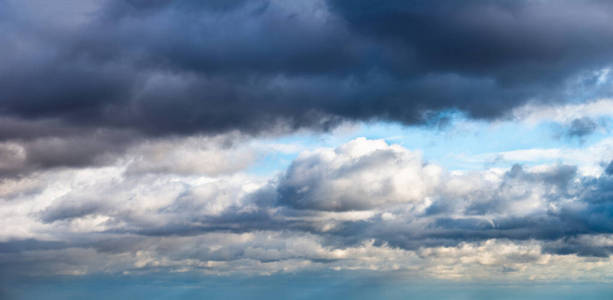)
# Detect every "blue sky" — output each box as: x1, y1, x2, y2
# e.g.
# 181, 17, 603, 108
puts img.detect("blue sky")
249, 113, 613, 175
